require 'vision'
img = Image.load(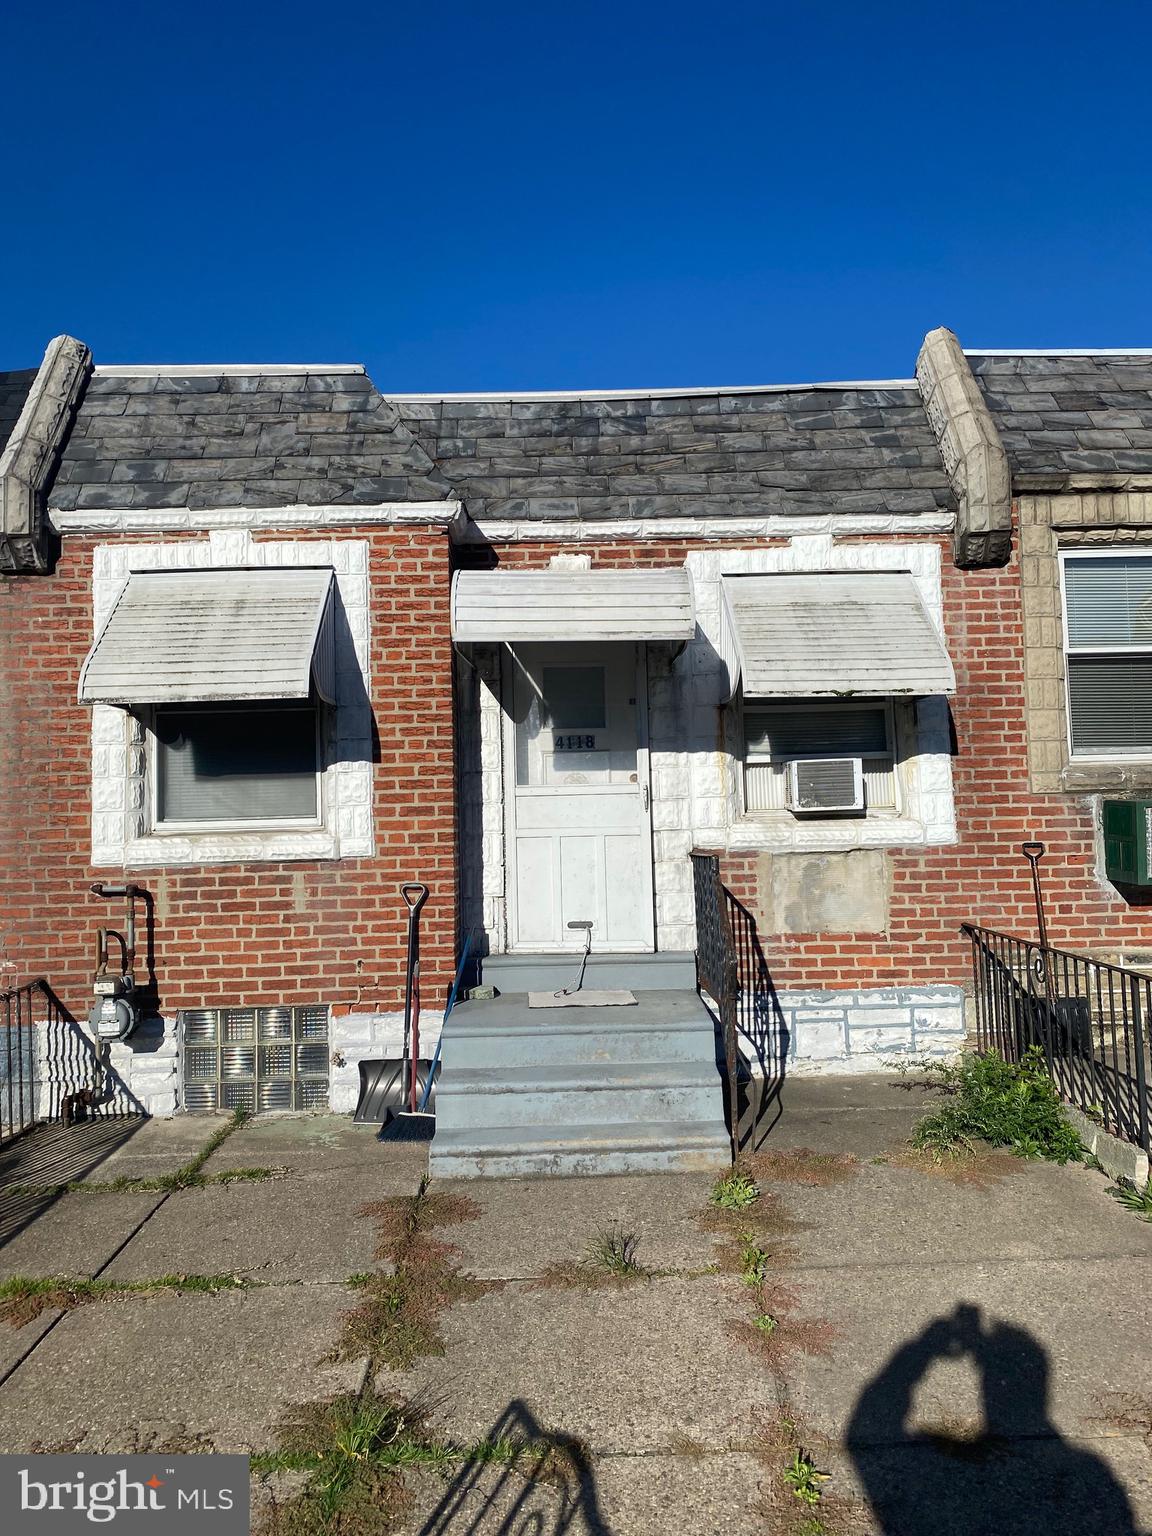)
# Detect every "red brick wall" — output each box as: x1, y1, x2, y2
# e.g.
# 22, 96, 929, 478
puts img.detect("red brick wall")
0, 525, 458, 1024
459, 531, 1152, 991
